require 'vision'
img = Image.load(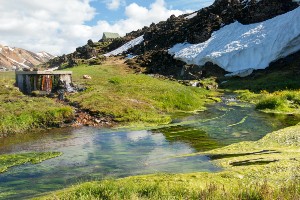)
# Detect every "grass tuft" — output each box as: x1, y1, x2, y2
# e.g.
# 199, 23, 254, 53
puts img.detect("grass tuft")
235, 89, 300, 114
